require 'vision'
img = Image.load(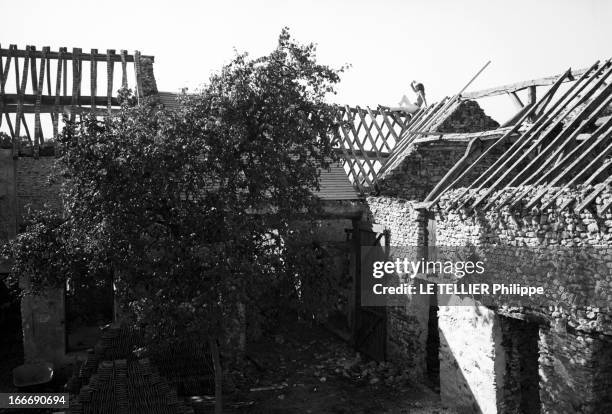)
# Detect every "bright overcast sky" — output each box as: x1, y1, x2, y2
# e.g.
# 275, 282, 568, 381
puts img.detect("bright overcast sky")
3, 0, 612, 123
